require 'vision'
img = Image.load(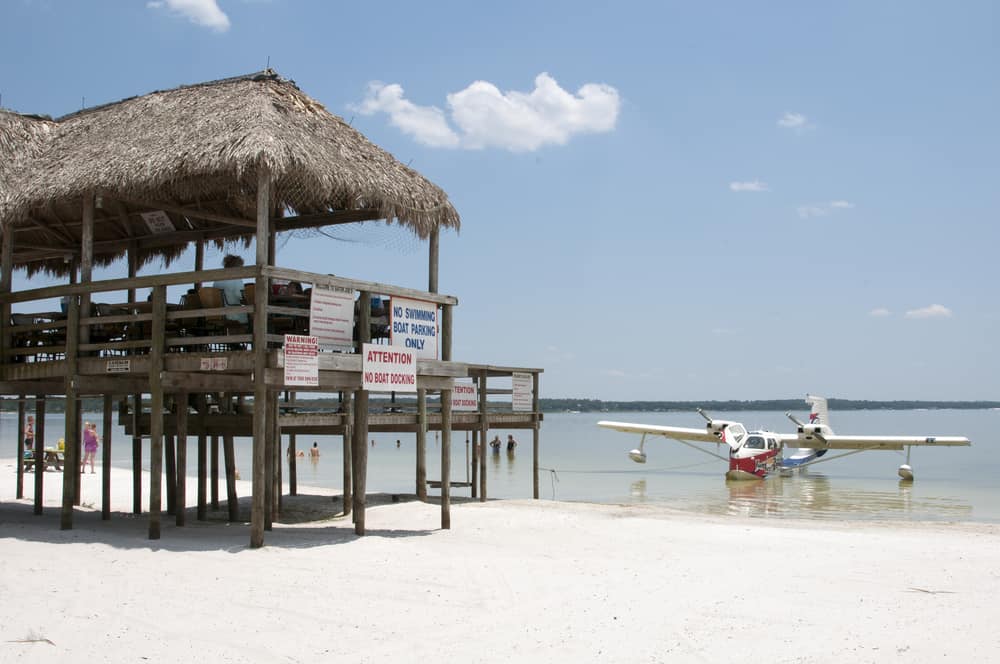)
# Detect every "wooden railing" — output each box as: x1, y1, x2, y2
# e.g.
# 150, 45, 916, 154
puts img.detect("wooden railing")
0, 265, 457, 365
